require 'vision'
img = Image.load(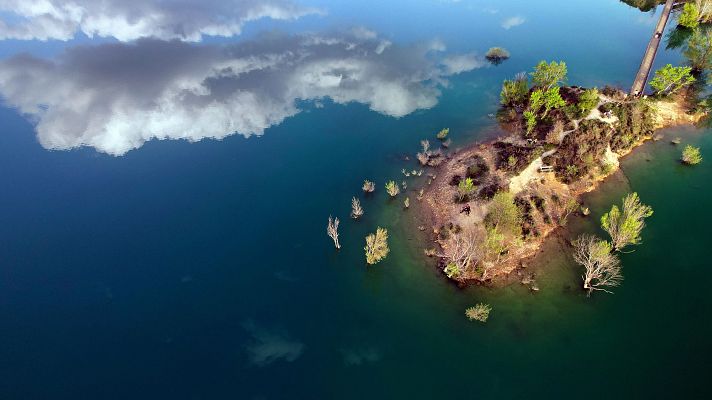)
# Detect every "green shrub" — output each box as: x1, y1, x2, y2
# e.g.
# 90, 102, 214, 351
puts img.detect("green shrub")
679, 3, 700, 29
577, 88, 599, 117
465, 303, 492, 322
682, 145, 703, 165
485, 191, 522, 236
500, 76, 529, 105
457, 177, 477, 202
444, 262, 461, 278
436, 128, 449, 140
